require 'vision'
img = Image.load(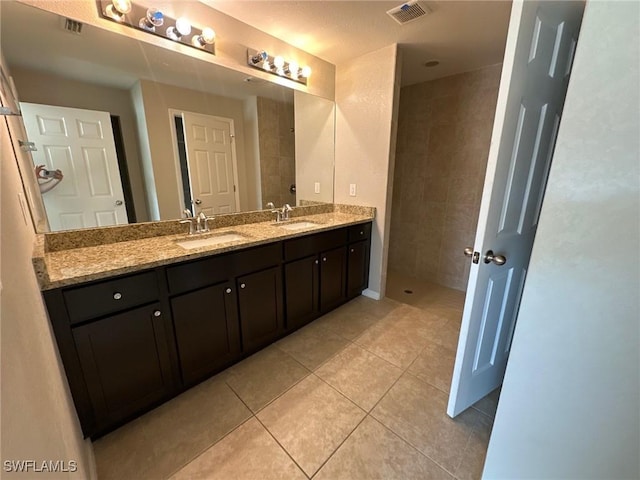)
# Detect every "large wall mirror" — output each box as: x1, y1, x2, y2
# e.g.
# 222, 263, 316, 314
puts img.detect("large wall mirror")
1, 1, 335, 233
